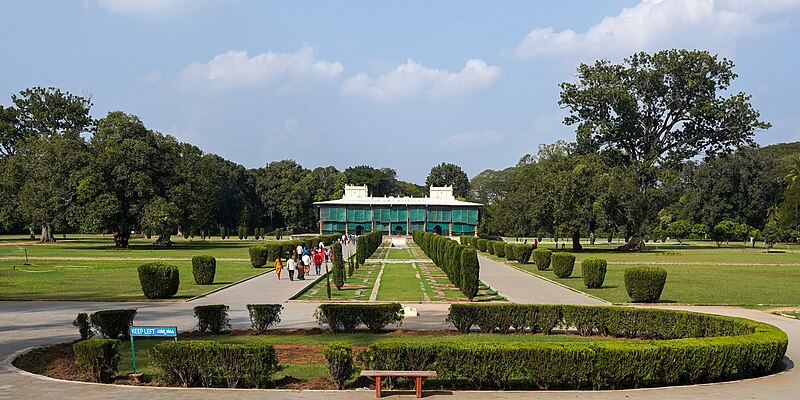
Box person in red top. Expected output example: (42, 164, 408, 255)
(313, 248, 324, 275)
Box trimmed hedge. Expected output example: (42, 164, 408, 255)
(531, 248, 552, 270)
(552, 252, 576, 278)
(90, 309, 137, 339)
(324, 342, 355, 390)
(192, 255, 216, 285)
(371, 304, 790, 390)
(581, 258, 607, 288)
(513, 244, 534, 264)
(413, 230, 480, 300)
(138, 262, 180, 299)
(624, 266, 668, 303)
(493, 241, 506, 257)
(150, 340, 279, 388)
(477, 238, 488, 252)
(460, 248, 480, 300)
(486, 240, 496, 255)
(503, 242, 516, 260)
(356, 230, 383, 265)
(73, 338, 121, 383)
(193, 304, 230, 333)
(314, 303, 404, 333)
(247, 304, 283, 333)
(332, 242, 345, 289)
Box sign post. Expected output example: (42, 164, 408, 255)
(128, 326, 178, 374)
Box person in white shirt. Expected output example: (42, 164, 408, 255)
(286, 255, 297, 281)
(301, 253, 311, 279)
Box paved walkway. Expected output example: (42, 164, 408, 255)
(2, 244, 799, 399)
(478, 255, 607, 305)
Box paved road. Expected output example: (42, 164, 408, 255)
(1, 244, 798, 399)
(478, 255, 607, 305)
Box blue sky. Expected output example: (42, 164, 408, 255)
(2, 0, 800, 183)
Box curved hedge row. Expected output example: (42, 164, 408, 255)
(360, 304, 787, 390)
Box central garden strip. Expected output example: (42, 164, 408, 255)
(384, 248, 415, 260)
(294, 263, 380, 301)
(375, 263, 426, 301)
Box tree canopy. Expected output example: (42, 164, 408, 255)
(425, 162, 470, 198)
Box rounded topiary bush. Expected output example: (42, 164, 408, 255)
(493, 241, 506, 257)
(624, 266, 668, 303)
(531, 248, 552, 270)
(138, 263, 180, 299)
(581, 258, 607, 288)
(486, 240, 496, 255)
(477, 238, 488, 252)
(192, 255, 216, 285)
(551, 252, 576, 278)
(506, 243, 518, 260)
(514, 244, 534, 264)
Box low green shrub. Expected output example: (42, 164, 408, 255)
(137, 262, 180, 299)
(513, 244, 534, 264)
(218, 343, 279, 388)
(324, 342, 355, 390)
(460, 236, 471, 245)
(624, 266, 668, 303)
(247, 304, 283, 333)
(248, 246, 268, 267)
(552, 252, 575, 278)
(193, 304, 230, 333)
(73, 312, 93, 340)
(477, 238, 488, 252)
(503, 243, 516, 260)
(581, 258, 607, 289)
(90, 309, 137, 339)
(531, 248, 552, 270)
(448, 304, 561, 335)
(493, 241, 505, 257)
(73, 338, 120, 383)
(149, 340, 218, 387)
(314, 303, 404, 333)
(192, 255, 216, 285)
(486, 240, 496, 255)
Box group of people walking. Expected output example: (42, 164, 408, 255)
(274, 242, 332, 281)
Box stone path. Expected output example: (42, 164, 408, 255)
(478, 255, 607, 305)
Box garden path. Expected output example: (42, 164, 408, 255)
(478, 255, 607, 305)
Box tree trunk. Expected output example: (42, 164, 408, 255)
(39, 223, 56, 243)
(617, 236, 646, 251)
(572, 232, 583, 251)
(28, 227, 35, 240)
(112, 228, 130, 248)
(153, 234, 173, 246)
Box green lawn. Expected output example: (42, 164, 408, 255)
(295, 264, 379, 301)
(0, 259, 265, 300)
(0, 235, 279, 260)
(384, 248, 415, 259)
(375, 263, 426, 301)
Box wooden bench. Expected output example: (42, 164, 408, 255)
(360, 370, 437, 398)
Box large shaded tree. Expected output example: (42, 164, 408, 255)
(559, 49, 770, 246)
(425, 162, 470, 198)
(6, 87, 94, 242)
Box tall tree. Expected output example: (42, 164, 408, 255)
(344, 165, 400, 197)
(8, 87, 94, 242)
(256, 160, 313, 231)
(425, 162, 470, 198)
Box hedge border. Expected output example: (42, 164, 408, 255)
(362, 304, 788, 390)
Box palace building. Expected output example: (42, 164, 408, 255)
(314, 185, 482, 236)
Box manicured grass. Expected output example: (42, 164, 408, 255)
(375, 263, 425, 301)
(517, 260, 800, 306)
(384, 248, 415, 259)
(0, 235, 280, 260)
(0, 259, 265, 300)
(296, 264, 378, 301)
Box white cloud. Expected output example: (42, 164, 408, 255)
(512, 0, 800, 59)
(446, 129, 504, 145)
(141, 70, 162, 84)
(342, 59, 501, 101)
(89, 0, 229, 16)
(179, 45, 343, 90)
